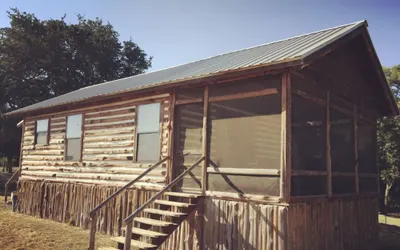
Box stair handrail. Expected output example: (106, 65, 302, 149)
(122, 156, 205, 250)
(88, 156, 170, 250)
(4, 167, 21, 203)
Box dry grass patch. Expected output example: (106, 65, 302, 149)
(0, 197, 115, 250)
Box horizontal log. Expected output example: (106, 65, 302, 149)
(50, 134, 65, 139)
(21, 166, 166, 176)
(207, 168, 280, 176)
(22, 161, 81, 167)
(19, 175, 165, 189)
(21, 171, 166, 183)
(82, 155, 134, 161)
(23, 150, 64, 155)
(83, 135, 134, 143)
(83, 148, 133, 155)
(83, 141, 134, 148)
(85, 112, 135, 121)
(24, 131, 34, 136)
(84, 128, 134, 136)
(85, 115, 135, 126)
(23, 155, 64, 161)
(85, 107, 136, 119)
(292, 170, 328, 176)
(51, 123, 65, 130)
(85, 119, 135, 127)
(50, 118, 66, 123)
(84, 122, 135, 131)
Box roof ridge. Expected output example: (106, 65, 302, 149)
(77, 20, 366, 92)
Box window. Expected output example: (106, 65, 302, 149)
(65, 114, 82, 161)
(35, 119, 49, 145)
(136, 103, 160, 162)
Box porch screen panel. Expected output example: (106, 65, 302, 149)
(290, 93, 327, 196)
(330, 97, 355, 194)
(175, 103, 204, 190)
(291, 94, 326, 171)
(358, 119, 378, 194)
(208, 93, 281, 195)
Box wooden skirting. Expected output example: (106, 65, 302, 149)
(17, 180, 378, 250)
(288, 198, 379, 250)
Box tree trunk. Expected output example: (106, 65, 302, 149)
(384, 183, 392, 215)
(6, 156, 12, 173)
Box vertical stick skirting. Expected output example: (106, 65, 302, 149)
(326, 91, 332, 197)
(201, 86, 209, 193)
(354, 105, 359, 195)
(281, 72, 291, 201)
(168, 92, 176, 184)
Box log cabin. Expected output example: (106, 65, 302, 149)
(6, 20, 398, 250)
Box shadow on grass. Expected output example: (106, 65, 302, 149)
(379, 223, 400, 250)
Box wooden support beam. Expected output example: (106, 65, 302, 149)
(79, 113, 85, 162)
(327, 91, 332, 197)
(281, 71, 291, 201)
(291, 170, 327, 176)
(207, 168, 280, 176)
(208, 88, 279, 102)
(201, 86, 209, 193)
(354, 104, 359, 195)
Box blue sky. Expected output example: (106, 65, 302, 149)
(0, 0, 399, 72)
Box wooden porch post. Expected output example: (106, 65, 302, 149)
(201, 86, 209, 193)
(354, 104, 359, 194)
(326, 91, 332, 197)
(281, 72, 291, 201)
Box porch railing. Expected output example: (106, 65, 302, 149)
(88, 156, 170, 250)
(4, 167, 21, 203)
(122, 156, 205, 250)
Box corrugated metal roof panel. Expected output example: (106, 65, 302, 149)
(8, 21, 366, 115)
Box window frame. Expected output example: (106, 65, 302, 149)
(35, 119, 50, 145)
(64, 114, 84, 162)
(135, 103, 162, 163)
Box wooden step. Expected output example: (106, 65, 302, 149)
(98, 247, 119, 250)
(111, 236, 157, 249)
(134, 217, 177, 227)
(154, 200, 193, 207)
(164, 192, 200, 198)
(122, 226, 167, 238)
(144, 208, 187, 217)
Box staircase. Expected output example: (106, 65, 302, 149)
(100, 191, 200, 250)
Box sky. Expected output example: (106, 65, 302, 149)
(0, 0, 399, 72)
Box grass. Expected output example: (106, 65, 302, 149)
(379, 214, 400, 250)
(0, 196, 116, 250)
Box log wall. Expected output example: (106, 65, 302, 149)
(21, 96, 170, 188)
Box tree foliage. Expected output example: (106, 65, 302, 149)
(0, 8, 152, 171)
(379, 65, 400, 209)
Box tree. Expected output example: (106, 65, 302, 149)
(378, 65, 400, 212)
(0, 8, 152, 172)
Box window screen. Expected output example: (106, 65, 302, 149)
(65, 114, 82, 161)
(291, 94, 326, 171)
(330, 108, 354, 173)
(137, 103, 160, 162)
(358, 120, 377, 173)
(209, 95, 281, 170)
(36, 119, 49, 145)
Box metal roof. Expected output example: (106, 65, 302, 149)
(8, 21, 367, 115)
